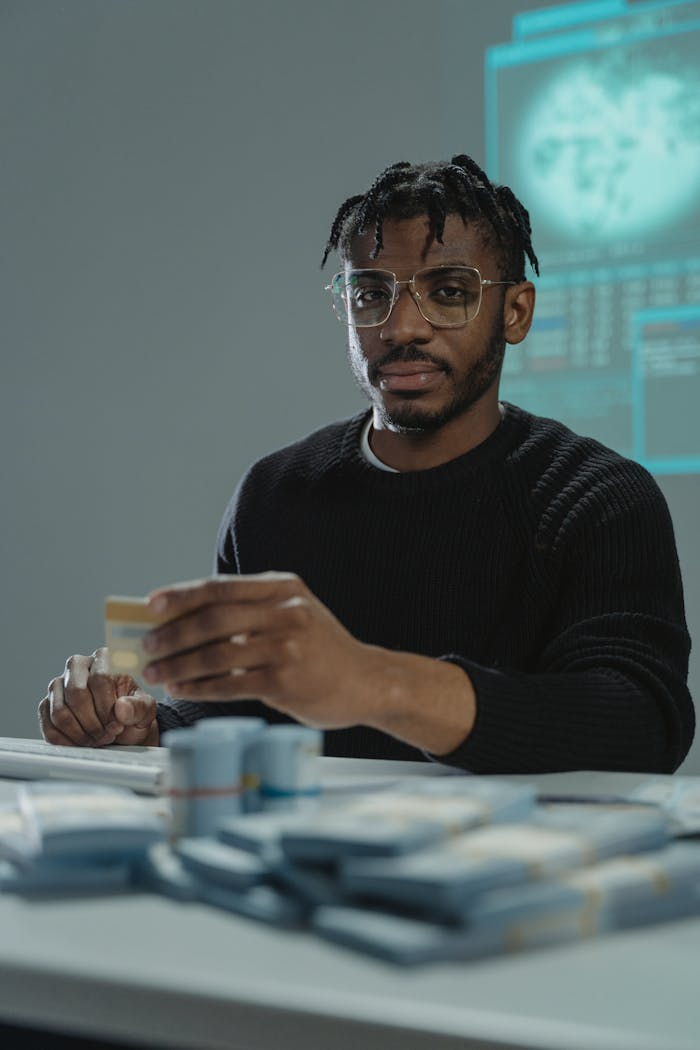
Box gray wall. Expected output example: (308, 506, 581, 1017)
(2, 0, 697, 772)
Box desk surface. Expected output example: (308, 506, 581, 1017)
(1, 762, 698, 1050)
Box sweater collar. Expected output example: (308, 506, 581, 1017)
(331, 402, 529, 491)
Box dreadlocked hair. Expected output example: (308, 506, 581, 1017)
(321, 154, 539, 280)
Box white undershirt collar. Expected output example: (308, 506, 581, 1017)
(360, 417, 399, 472)
(360, 404, 505, 473)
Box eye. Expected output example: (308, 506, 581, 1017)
(421, 269, 480, 306)
(351, 285, 391, 307)
(432, 283, 468, 302)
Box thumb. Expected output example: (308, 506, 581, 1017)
(113, 691, 157, 742)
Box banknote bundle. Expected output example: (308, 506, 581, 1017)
(276, 777, 537, 862)
(162, 722, 322, 838)
(136, 841, 202, 901)
(134, 777, 538, 921)
(17, 782, 166, 860)
(188, 789, 700, 963)
(339, 803, 671, 919)
(2, 773, 700, 967)
(138, 833, 309, 925)
(313, 841, 700, 965)
(0, 781, 166, 894)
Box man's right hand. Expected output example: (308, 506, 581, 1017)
(38, 648, 159, 747)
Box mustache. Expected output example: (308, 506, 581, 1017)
(369, 345, 451, 382)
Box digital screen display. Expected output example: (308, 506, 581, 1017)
(486, 0, 700, 472)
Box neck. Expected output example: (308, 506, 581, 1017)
(369, 398, 504, 472)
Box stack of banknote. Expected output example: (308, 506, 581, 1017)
(312, 840, 700, 964)
(0, 781, 166, 893)
(2, 776, 700, 966)
(142, 777, 539, 921)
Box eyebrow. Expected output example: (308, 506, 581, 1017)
(421, 260, 474, 268)
(348, 261, 476, 272)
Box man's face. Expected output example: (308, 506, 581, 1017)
(344, 214, 507, 434)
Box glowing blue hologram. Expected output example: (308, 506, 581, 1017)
(480, 0, 700, 471)
(631, 304, 700, 471)
(515, 51, 700, 243)
(514, 0, 627, 40)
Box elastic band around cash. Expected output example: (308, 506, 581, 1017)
(260, 786, 321, 799)
(504, 895, 601, 951)
(564, 855, 671, 897)
(169, 783, 244, 801)
(449, 826, 597, 877)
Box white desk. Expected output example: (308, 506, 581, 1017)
(0, 762, 699, 1050)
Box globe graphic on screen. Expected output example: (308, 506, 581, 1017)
(516, 51, 700, 242)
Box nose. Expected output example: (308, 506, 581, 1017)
(379, 286, 434, 345)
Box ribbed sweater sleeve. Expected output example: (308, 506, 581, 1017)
(157, 404, 694, 773)
(438, 460, 692, 772)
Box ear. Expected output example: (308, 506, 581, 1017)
(503, 281, 536, 346)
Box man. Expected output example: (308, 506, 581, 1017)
(39, 153, 694, 772)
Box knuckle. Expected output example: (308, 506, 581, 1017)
(43, 726, 66, 745)
(204, 577, 223, 602)
(288, 599, 311, 628)
(47, 676, 61, 694)
(279, 636, 302, 664)
(51, 705, 74, 729)
(266, 570, 298, 582)
(89, 649, 110, 675)
(265, 570, 303, 595)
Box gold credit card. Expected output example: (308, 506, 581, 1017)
(105, 596, 171, 677)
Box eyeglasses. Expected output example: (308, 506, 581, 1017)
(326, 266, 517, 329)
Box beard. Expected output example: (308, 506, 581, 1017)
(346, 318, 506, 434)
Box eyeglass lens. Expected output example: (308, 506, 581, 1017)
(331, 267, 483, 327)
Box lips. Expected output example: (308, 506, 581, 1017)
(378, 361, 441, 376)
(377, 361, 445, 392)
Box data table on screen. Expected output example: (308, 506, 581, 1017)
(481, 0, 700, 472)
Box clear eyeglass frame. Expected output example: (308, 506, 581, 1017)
(325, 265, 518, 329)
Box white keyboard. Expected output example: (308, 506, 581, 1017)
(0, 737, 169, 795)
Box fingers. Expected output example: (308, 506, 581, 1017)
(64, 653, 118, 739)
(167, 666, 274, 702)
(144, 635, 276, 688)
(113, 691, 159, 746)
(144, 587, 310, 663)
(40, 651, 121, 748)
(147, 572, 302, 620)
(85, 648, 122, 730)
(45, 671, 98, 745)
(38, 695, 77, 746)
(38, 650, 158, 748)
(115, 692, 157, 729)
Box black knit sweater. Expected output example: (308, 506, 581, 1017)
(157, 402, 694, 773)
